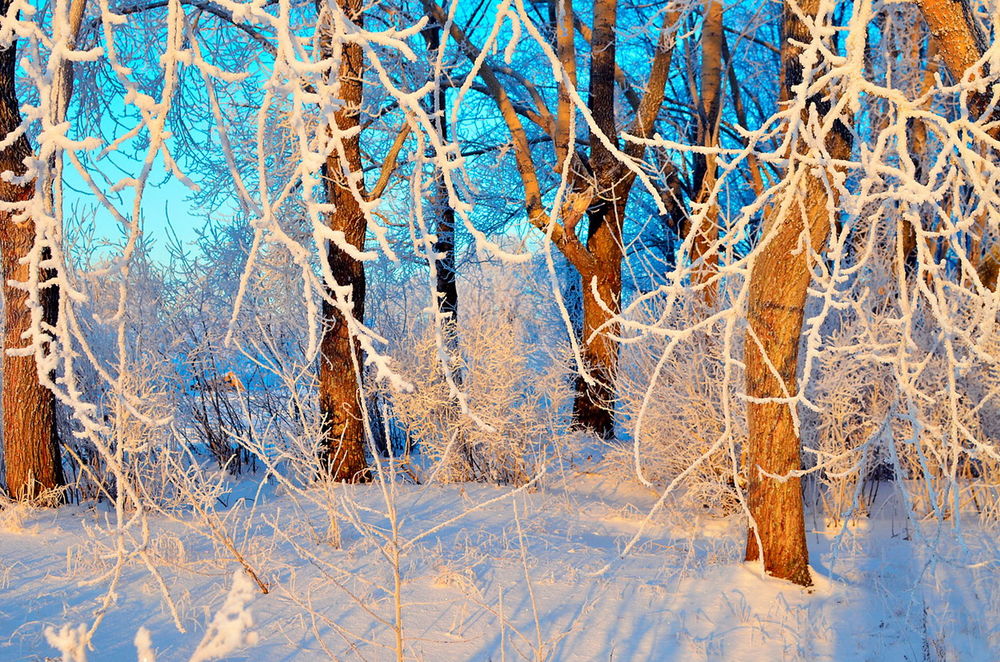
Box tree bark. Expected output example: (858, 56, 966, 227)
(422, 25, 459, 331)
(743, 0, 850, 586)
(573, 196, 625, 439)
(570, 0, 622, 439)
(690, 0, 724, 307)
(978, 244, 1000, 291)
(0, 8, 64, 500)
(914, 0, 987, 88)
(317, 0, 369, 482)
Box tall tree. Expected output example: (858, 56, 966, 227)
(0, 0, 65, 500)
(690, 0, 724, 307)
(742, 0, 851, 585)
(316, 0, 370, 482)
(422, 24, 459, 335)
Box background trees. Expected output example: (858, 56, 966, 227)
(0, 0, 998, 607)
(419, 0, 685, 439)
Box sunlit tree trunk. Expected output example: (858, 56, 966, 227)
(317, 0, 369, 482)
(0, 8, 64, 500)
(690, 0, 723, 307)
(573, 196, 625, 439)
(914, 0, 987, 85)
(743, 0, 850, 586)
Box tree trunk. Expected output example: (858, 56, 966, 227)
(691, 0, 723, 307)
(423, 25, 459, 332)
(573, 197, 625, 440)
(317, 0, 369, 482)
(914, 0, 986, 89)
(0, 17, 64, 501)
(571, 0, 623, 439)
(743, 196, 821, 586)
(743, 0, 850, 586)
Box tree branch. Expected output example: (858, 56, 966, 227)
(366, 123, 411, 202)
(419, 0, 594, 270)
(95, 0, 278, 56)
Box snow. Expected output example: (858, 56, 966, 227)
(188, 571, 258, 662)
(2, 472, 998, 661)
(0, 0, 998, 660)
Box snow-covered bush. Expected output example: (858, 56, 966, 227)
(803, 304, 899, 523)
(382, 307, 568, 485)
(378, 261, 572, 485)
(616, 298, 746, 515)
(888, 306, 1000, 522)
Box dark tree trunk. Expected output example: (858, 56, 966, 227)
(317, 0, 369, 482)
(0, 12, 64, 500)
(571, 0, 623, 439)
(423, 25, 459, 340)
(433, 179, 458, 327)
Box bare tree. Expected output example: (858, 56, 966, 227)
(316, 0, 371, 482)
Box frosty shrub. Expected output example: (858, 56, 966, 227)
(176, 338, 254, 476)
(888, 303, 1000, 522)
(616, 299, 747, 515)
(803, 299, 899, 524)
(797, 229, 1000, 525)
(381, 278, 571, 485)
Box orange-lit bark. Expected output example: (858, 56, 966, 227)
(743, 0, 851, 586)
(0, 5, 64, 500)
(317, 0, 369, 482)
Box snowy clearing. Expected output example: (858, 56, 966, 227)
(3, 472, 997, 661)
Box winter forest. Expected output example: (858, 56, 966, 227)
(0, 0, 999, 657)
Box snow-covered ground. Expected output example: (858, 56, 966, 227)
(2, 472, 998, 661)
